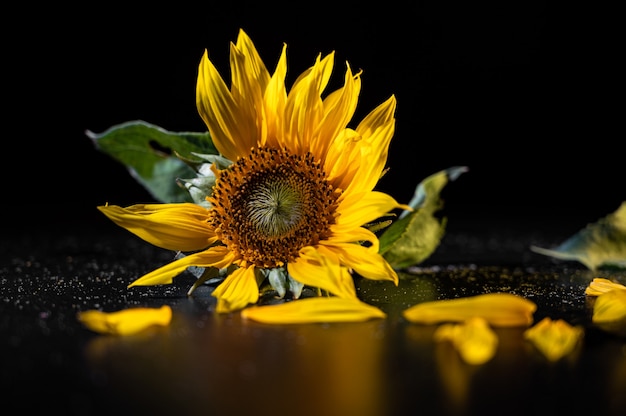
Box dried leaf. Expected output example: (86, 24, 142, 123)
(379, 166, 468, 270)
(530, 202, 626, 270)
(87, 120, 217, 203)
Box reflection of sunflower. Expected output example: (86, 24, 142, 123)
(99, 29, 407, 317)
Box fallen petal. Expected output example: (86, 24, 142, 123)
(402, 293, 536, 327)
(585, 277, 626, 296)
(77, 305, 172, 336)
(592, 289, 626, 337)
(524, 317, 584, 361)
(241, 297, 386, 323)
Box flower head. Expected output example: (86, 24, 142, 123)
(99, 29, 406, 319)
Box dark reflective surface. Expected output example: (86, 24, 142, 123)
(2, 221, 625, 416)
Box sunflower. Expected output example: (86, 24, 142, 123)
(99, 29, 408, 320)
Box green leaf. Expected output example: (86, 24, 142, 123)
(530, 201, 626, 270)
(86, 120, 218, 203)
(379, 166, 468, 271)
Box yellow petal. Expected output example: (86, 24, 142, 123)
(336, 191, 409, 230)
(212, 265, 260, 313)
(344, 121, 395, 195)
(288, 246, 356, 299)
(434, 317, 499, 365)
(585, 277, 626, 296)
(402, 293, 537, 327)
(346, 95, 397, 194)
(355, 93, 396, 141)
(282, 52, 332, 155)
(322, 241, 398, 285)
(228, 43, 264, 142)
(233, 28, 271, 94)
(98, 203, 215, 252)
(523, 317, 584, 361)
(592, 288, 626, 332)
(312, 64, 361, 159)
(128, 246, 234, 287)
(77, 305, 172, 336)
(196, 49, 254, 160)
(241, 297, 386, 323)
(229, 31, 269, 147)
(327, 223, 381, 248)
(263, 43, 288, 148)
(324, 128, 362, 190)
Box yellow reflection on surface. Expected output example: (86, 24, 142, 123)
(83, 307, 389, 416)
(434, 317, 499, 365)
(606, 344, 626, 414)
(434, 340, 480, 415)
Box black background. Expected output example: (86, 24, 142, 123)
(5, 2, 623, 236)
(2, 7, 625, 415)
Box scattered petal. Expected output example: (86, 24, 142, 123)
(434, 317, 499, 365)
(592, 288, 626, 337)
(77, 305, 172, 336)
(402, 293, 536, 327)
(241, 297, 386, 324)
(524, 317, 584, 361)
(585, 277, 626, 296)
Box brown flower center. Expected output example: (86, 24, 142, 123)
(208, 146, 340, 268)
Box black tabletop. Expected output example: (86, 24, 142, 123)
(2, 213, 625, 416)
